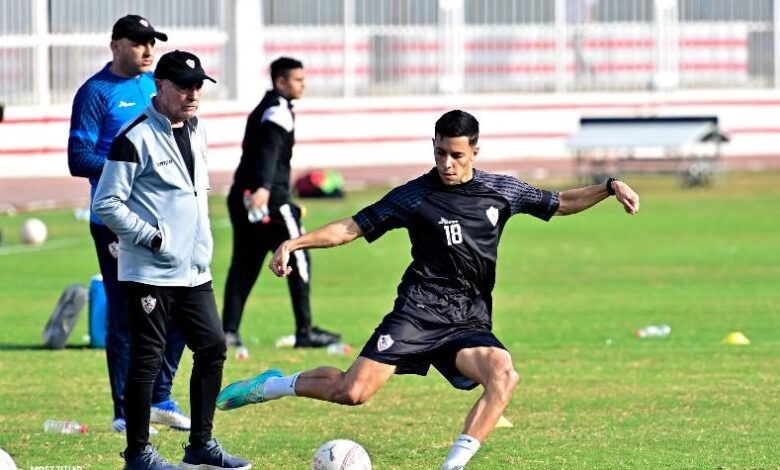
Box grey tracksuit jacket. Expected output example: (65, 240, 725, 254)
(92, 103, 213, 287)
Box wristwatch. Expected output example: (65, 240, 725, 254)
(606, 177, 619, 196)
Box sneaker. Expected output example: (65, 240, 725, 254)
(216, 369, 283, 411)
(151, 400, 191, 431)
(181, 438, 251, 470)
(122, 444, 180, 470)
(294, 326, 341, 348)
(113, 417, 159, 435)
(224, 332, 243, 348)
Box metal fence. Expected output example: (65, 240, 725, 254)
(0, 0, 776, 106)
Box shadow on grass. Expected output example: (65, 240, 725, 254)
(0, 343, 91, 351)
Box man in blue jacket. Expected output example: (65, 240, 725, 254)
(67, 14, 189, 434)
(93, 50, 250, 470)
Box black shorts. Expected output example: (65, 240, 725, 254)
(359, 313, 506, 390)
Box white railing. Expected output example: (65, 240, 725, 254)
(0, 0, 777, 106)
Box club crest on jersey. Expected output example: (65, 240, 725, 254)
(141, 295, 157, 314)
(377, 334, 394, 352)
(486, 206, 499, 226)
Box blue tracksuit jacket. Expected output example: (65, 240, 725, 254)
(67, 62, 156, 224)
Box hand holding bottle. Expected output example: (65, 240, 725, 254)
(243, 189, 270, 224)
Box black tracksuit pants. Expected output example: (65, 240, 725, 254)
(122, 281, 226, 455)
(90, 222, 186, 419)
(222, 188, 312, 335)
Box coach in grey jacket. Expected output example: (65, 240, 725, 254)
(93, 50, 249, 470)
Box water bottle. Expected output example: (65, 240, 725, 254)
(275, 334, 296, 348)
(43, 419, 88, 434)
(636, 324, 671, 338)
(234, 345, 250, 360)
(243, 190, 270, 224)
(326, 343, 352, 356)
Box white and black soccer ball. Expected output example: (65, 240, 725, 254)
(312, 439, 372, 470)
(20, 218, 47, 246)
(0, 448, 17, 470)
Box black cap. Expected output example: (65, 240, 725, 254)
(112, 14, 168, 42)
(154, 50, 217, 88)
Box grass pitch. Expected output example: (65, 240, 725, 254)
(0, 173, 778, 469)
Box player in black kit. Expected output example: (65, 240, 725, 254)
(217, 110, 640, 469)
(222, 57, 340, 352)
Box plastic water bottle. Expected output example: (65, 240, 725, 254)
(275, 334, 296, 348)
(234, 345, 250, 360)
(326, 343, 352, 356)
(243, 190, 270, 224)
(636, 324, 671, 338)
(43, 420, 88, 434)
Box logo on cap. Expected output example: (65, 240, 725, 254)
(186, 59, 195, 69)
(139, 18, 149, 27)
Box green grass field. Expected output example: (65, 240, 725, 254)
(0, 173, 778, 469)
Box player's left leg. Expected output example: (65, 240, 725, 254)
(440, 346, 519, 470)
(455, 346, 519, 440)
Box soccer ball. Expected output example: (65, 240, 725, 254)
(20, 218, 47, 246)
(312, 439, 372, 470)
(0, 448, 17, 470)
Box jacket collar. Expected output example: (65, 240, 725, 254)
(145, 100, 199, 134)
(267, 89, 293, 111)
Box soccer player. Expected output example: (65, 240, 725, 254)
(217, 110, 640, 469)
(222, 57, 340, 352)
(67, 14, 189, 434)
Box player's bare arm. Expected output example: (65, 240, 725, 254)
(270, 217, 364, 277)
(555, 179, 640, 216)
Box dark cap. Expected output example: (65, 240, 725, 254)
(154, 50, 217, 88)
(112, 14, 168, 42)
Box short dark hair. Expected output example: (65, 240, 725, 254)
(435, 110, 479, 146)
(270, 57, 303, 83)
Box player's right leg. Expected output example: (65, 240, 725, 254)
(122, 282, 175, 465)
(217, 356, 395, 410)
(222, 190, 268, 340)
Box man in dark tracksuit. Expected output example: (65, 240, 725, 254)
(223, 57, 340, 350)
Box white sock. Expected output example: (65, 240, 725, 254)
(440, 434, 481, 470)
(262, 372, 300, 401)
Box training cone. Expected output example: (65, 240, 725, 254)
(721, 331, 751, 345)
(495, 415, 514, 428)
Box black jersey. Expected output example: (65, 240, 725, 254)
(231, 90, 295, 208)
(353, 168, 560, 329)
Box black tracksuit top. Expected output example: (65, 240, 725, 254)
(232, 90, 295, 209)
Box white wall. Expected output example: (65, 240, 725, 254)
(2, 89, 780, 178)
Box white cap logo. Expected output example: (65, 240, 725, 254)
(139, 19, 149, 27)
(186, 59, 196, 69)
